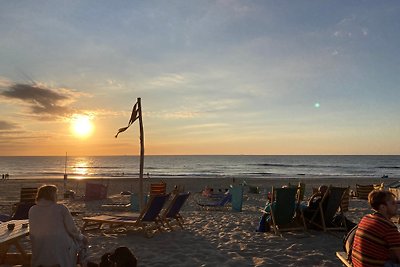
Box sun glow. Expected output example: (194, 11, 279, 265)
(71, 115, 93, 138)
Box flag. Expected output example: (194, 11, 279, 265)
(115, 102, 139, 138)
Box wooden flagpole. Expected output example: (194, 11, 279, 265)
(137, 97, 145, 210)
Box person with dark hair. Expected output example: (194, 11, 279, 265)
(88, 247, 137, 267)
(307, 185, 328, 209)
(301, 185, 328, 225)
(352, 190, 400, 267)
(110, 247, 137, 267)
(29, 185, 88, 267)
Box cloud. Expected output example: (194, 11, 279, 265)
(0, 120, 18, 130)
(0, 77, 13, 88)
(0, 82, 84, 120)
(148, 73, 186, 88)
(147, 110, 199, 119)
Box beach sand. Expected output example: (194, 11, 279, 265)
(0, 176, 397, 266)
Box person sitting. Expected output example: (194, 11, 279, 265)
(202, 186, 213, 197)
(299, 185, 329, 229)
(256, 185, 291, 232)
(307, 185, 328, 209)
(352, 190, 400, 267)
(29, 185, 88, 267)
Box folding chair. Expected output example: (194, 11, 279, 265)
(149, 182, 167, 196)
(263, 186, 306, 236)
(160, 192, 190, 230)
(307, 186, 349, 232)
(82, 194, 170, 237)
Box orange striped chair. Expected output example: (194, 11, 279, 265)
(150, 182, 167, 196)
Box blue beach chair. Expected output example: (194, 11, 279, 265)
(81, 194, 170, 237)
(197, 193, 232, 210)
(161, 192, 190, 230)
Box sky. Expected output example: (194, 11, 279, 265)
(0, 1, 399, 156)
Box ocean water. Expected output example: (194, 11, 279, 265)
(0, 155, 399, 180)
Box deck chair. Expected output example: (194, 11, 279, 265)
(160, 192, 190, 230)
(340, 187, 350, 212)
(336, 252, 352, 267)
(389, 187, 400, 200)
(149, 182, 167, 196)
(0, 202, 35, 222)
(307, 186, 349, 232)
(355, 184, 374, 200)
(81, 194, 170, 237)
(19, 187, 38, 203)
(264, 186, 306, 236)
(288, 182, 305, 201)
(10, 187, 37, 215)
(197, 193, 232, 210)
(84, 182, 108, 201)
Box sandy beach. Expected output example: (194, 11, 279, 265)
(0, 176, 397, 267)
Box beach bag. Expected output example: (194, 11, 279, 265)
(343, 224, 358, 263)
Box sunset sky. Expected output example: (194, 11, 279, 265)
(1, 1, 399, 156)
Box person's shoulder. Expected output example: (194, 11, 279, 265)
(54, 203, 70, 212)
(362, 213, 395, 228)
(28, 203, 38, 213)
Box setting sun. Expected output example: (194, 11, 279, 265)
(71, 115, 93, 138)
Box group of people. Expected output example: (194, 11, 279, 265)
(28, 184, 137, 267)
(1, 173, 9, 180)
(24, 182, 400, 266)
(257, 184, 337, 232)
(257, 184, 400, 266)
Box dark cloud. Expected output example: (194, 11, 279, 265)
(0, 120, 18, 130)
(1, 83, 74, 118)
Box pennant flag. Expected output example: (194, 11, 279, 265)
(115, 102, 139, 138)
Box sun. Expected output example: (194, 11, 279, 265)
(71, 115, 93, 138)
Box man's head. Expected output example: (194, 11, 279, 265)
(368, 190, 397, 219)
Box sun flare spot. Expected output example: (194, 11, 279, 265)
(71, 115, 93, 138)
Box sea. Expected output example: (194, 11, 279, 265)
(0, 155, 399, 180)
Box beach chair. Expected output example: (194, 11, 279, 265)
(288, 182, 306, 201)
(10, 187, 37, 215)
(19, 187, 38, 203)
(389, 187, 400, 200)
(149, 182, 167, 196)
(307, 186, 348, 232)
(340, 187, 350, 212)
(160, 192, 190, 230)
(355, 184, 374, 200)
(0, 202, 35, 222)
(336, 252, 352, 267)
(81, 194, 170, 237)
(263, 186, 306, 236)
(84, 182, 108, 201)
(196, 193, 232, 210)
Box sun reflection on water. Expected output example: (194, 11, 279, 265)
(73, 160, 89, 178)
